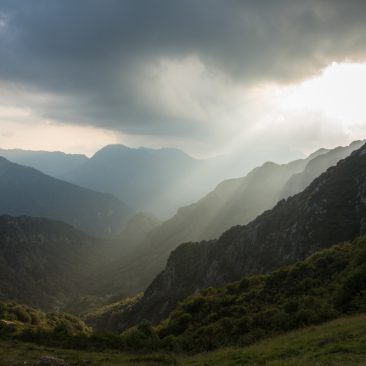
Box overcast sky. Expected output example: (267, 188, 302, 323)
(0, 0, 366, 160)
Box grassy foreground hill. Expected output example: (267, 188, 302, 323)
(1, 313, 366, 365)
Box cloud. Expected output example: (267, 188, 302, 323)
(0, 0, 365, 156)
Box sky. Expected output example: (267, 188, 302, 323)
(0, 0, 366, 160)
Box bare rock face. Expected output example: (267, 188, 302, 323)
(121, 142, 366, 329)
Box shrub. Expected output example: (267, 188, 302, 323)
(336, 265, 366, 310)
(121, 321, 160, 352)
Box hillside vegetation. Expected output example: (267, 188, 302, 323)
(1, 314, 366, 365)
(156, 236, 366, 352)
(0, 216, 110, 310)
(0, 301, 90, 339)
(81, 236, 366, 355)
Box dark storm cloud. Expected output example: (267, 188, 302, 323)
(0, 0, 366, 135)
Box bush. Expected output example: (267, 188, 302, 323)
(336, 265, 366, 310)
(14, 306, 32, 324)
(121, 321, 160, 352)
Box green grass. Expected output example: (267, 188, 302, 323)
(0, 341, 178, 365)
(184, 313, 366, 366)
(1, 313, 366, 365)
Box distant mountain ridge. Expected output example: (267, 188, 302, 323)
(63, 144, 211, 217)
(64, 144, 272, 218)
(282, 140, 365, 198)
(0, 144, 313, 219)
(0, 157, 131, 237)
(119, 141, 366, 327)
(0, 148, 88, 179)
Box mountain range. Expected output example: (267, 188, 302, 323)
(0, 148, 88, 179)
(112, 140, 366, 329)
(0, 157, 131, 237)
(90, 140, 364, 298)
(63, 144, 222, 218)
(2, 145, 239, 218)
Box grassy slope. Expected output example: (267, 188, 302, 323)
(1, 313, 366, 366)
(185, 313, 366, 366)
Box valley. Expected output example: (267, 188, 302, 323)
(1, 141, 366, 365)
(1, 2, 366, 363)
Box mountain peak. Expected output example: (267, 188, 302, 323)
(92, 144, 131, 156)
(308, 148, 329, 159)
